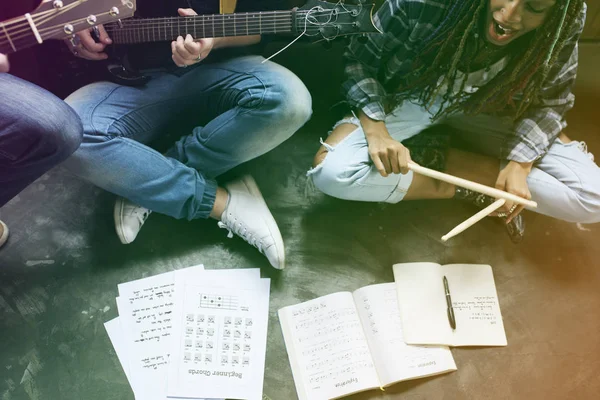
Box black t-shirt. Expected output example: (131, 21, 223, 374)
(125, 0, 296, 70)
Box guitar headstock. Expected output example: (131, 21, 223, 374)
(295, 0, 381, 41)
(34, 0, 137, 41)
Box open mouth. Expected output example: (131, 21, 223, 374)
(489, 20, 517, 43)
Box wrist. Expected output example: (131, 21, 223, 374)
(510, 160, 534, 172)
(358, 111, 389, 139)
(210, 38, 220, 50)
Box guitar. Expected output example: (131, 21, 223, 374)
(103, 0, 380, 85)
(0, 0, 136, 55)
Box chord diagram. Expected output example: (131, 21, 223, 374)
(184, 352, 191, 361)
(194, 353, 202, 362)
(199, 294, 239, 310)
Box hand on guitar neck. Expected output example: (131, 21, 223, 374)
(0, 53, 9, 73)
(66, 24, 112, 60)
(67, 7, 259, 66)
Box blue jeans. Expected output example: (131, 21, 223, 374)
(310, 101, 600, 224)
(64, 55, 312, 220)
(0, 74, 83, 207)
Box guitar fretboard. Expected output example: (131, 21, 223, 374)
(106, 11, 300, 45)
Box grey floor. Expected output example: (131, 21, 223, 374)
(1, 45, 600, 400)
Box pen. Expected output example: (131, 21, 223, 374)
(443, 276, 456, 330)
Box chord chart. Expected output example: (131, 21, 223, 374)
(182, 313, 253, 368)
(199, 293, 239, 311)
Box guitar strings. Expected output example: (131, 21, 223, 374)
(262, 4, 337, 63)
(0, 0, 82, 37)
(2, 4, 362, 51)
(2, 10, 352, 44)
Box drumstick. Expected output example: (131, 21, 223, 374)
(442, 199, 506, 242)
(408, 162, 537, 208)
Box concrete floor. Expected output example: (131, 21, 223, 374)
(1, 43, 599, 400)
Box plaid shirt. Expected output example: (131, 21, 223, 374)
(343, 0, 587, 163)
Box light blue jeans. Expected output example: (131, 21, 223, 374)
(64, 55, 312, 220)
(309, 101, 600, 224)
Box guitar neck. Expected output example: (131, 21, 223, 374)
(107, 11, 299, 45)
(0, 0, 138, 55)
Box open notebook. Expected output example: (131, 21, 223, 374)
(393, 262, 507, 347)
(278, 283, 456, 400)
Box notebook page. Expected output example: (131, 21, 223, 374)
(444, 264, 507, 346)
(279, 292, 380, 400)
(393, 263, 452, 345)
(353, 283, 457, 387)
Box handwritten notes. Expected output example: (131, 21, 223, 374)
(393, 263, 507, 347)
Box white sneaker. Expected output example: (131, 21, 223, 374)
(114, 197, 152, 244)
(0, 220, 8, 249)
(218, 175, 285, 269)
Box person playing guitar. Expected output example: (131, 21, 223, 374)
(62, 0, 313, 270)
(0, 49, 83, 248)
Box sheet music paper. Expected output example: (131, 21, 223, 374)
(104, 317, 133, 386)
(278, 293, 380, 400)
(167, 271, 270, 400)
(352, 283, 456, 386)
(116, 266, 254, 400)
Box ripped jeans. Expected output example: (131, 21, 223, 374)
(308, 101, 600, 224)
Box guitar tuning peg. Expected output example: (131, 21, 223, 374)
(357, 34, 368, 44)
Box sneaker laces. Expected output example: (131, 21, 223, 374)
(130, 207, 150, 227)
(217, 220, 266, 254)
(577, 141, 595, 161)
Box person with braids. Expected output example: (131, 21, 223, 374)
(309, 0, 599, 242)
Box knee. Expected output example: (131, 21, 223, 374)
(265, 71, 312, 131)
(42, 103, 84, 161)
(15, 102, 83, 163)
(573, 185, 600, 224)
(309, 149, 358, 200)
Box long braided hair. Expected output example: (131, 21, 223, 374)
(391, 0, 584, 120)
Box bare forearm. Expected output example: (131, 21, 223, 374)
(213, 35, 261, 49)
(358, 110, 389, 139)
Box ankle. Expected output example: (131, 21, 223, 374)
(210, 187, 229, 220)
